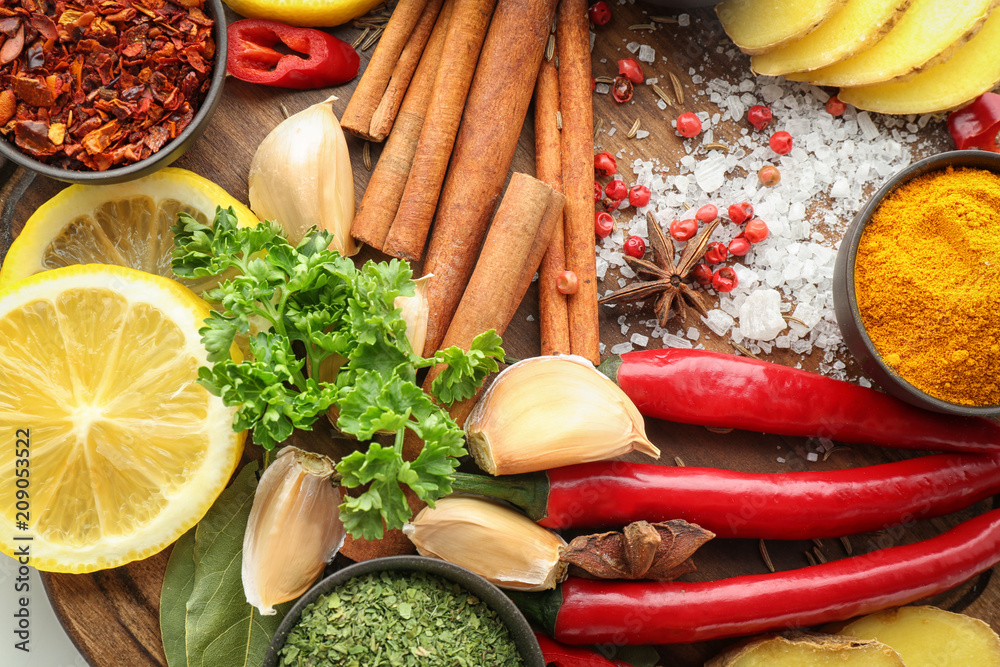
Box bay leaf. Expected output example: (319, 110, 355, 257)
(160, 527, 196, 667)
(184, 462, 289, 667)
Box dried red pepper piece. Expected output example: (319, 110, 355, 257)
(948, 92, 1000, 152)
(227, 19, 359, 90)
(0, 0, 216, 171)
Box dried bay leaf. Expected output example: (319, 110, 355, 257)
(161, 528, 196, 667)
(183, 463, 291, 667)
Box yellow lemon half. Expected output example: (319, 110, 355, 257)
(223, 0, 383, 27)
(0, 167, 257, 294)
(0, 265, 244, 573)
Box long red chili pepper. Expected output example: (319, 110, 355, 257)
(509, 507, 1000, 645)
(947, 92, 1000, 152)
(450, 453, 1000, 538)
(597, 349, 1000, 453)
(534, 632, 631, 666)
(227, 19, 359, 89)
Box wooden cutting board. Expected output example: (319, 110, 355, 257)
(0, 3, 994, 666)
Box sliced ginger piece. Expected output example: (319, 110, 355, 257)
(705, 631, 905, 667)
(717, 0, 848, 55)
(838, 6, 1000, 113)
(751, 0, 912, 76)
(788, 0, 996, 87)
(841, 606, 1000, 667)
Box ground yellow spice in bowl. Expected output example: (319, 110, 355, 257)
(833, 151, 1000, 416)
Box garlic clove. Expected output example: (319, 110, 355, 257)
(395, 274, 432, 356)
(403, 496, 567, 591)
(248, 95, 358, 257)
(242, 446, 345, 615)
(465, 355, 659, 475)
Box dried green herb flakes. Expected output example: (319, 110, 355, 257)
(279, 570, 524, 667)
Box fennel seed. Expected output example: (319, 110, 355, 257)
(705, 426, 734, 434)
(361, 27, 384, 51)
(351, 27, 370, 49)
(546, 34, 555, 62)
(594, 75, 615, 84)
(629, 23, 655, 31)
(363, 141, 372, 171)
(804, 550, 818, 567)
(759, 539, 775, 573)
(673, 456, 686, 467)
(627, 118, 640, 138)
(812, 546, 828, 564)
(840, 536, 853, 556)
(703, 142, 728, 152)
(651, 16, 679, 24)
(670, 72, 685, 105)
(783, 315, 808, 327)
(733, 342, 761, 360)
(594, 118, 605, 140)
(652, 83, 673, 107)
(556, 110, 563, 131)
(811, 538, 824, 549)
(279, 103, 290, 120)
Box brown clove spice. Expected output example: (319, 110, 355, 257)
(559, 520, 714, 581)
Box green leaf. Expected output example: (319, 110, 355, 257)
(184, 463, 291, 667)
(430, 330, 505, 404)
(161, 528, 196, 667)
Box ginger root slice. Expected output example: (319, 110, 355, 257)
(705, 631, 905, 666)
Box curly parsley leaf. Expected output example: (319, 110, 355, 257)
(171, 208, 505, 539)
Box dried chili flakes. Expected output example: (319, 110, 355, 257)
(0, 0, 216, 172)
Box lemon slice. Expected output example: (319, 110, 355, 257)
(0, 168, 257, 293)
(0, 265, 244, 573)
(222, 0, 383, 27)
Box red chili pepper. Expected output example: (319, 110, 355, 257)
(227, 19, 359, 89)
(451, 452, 1000, 539)
(947, 92, 1000, 152)
(534, 632, 626, 666)
(510, 507, 1000, 644)
(599, 348, 1000, 453)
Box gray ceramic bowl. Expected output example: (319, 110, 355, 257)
(265, 555, 544, 667)
(832, 150, 1000, 417)
(0, 0, 226, 185)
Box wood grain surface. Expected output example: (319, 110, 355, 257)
(0, 3, 994, 666)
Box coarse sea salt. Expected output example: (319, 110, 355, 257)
(594, 65, 940, 378)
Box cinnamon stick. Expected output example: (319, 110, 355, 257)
(557, 0, 600, 364)
(534, 56, 572, 356)
(381, 0, 499, 261)
(418, 0, 561, 356)
(368, 0, 445, 142)
(341, 0, 430, 141)
(350, 0, 454, 250)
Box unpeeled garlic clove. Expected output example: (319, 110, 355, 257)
(242, 446, 345, 615)
(248, 95, 358, 256)
(403, 496, 567, 591)
(395, 274, 431, 356)
(465, 355, 659, 475)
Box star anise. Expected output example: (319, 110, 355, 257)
(598, 211, 721, 326)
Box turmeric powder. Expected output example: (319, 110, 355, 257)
(854, 166, 1000, 406)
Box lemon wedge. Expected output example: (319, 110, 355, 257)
(0, 265, 244, 573)
(0, 168, 257, 294)
(223, 0, 383, 27)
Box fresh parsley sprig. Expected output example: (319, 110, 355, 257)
(171, 207, 505, 539)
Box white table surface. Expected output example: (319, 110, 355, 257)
(1, 555, 90, 667)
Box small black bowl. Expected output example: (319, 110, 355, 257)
(0, 0, 227, 185)
(832, 150, 1000, 416)
(264, 555, 544, 667)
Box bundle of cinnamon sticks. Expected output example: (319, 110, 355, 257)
(346, 0, 600, 364)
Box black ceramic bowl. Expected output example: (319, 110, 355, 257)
(264, 555, 544, 667)
(0, 0, 226, 185)
(832, 150, 1000, 417)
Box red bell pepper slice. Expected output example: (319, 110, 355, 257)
(947, 92, 1000, 152)
(227, 19, 360, 90)
(534, 632, 632, 667)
